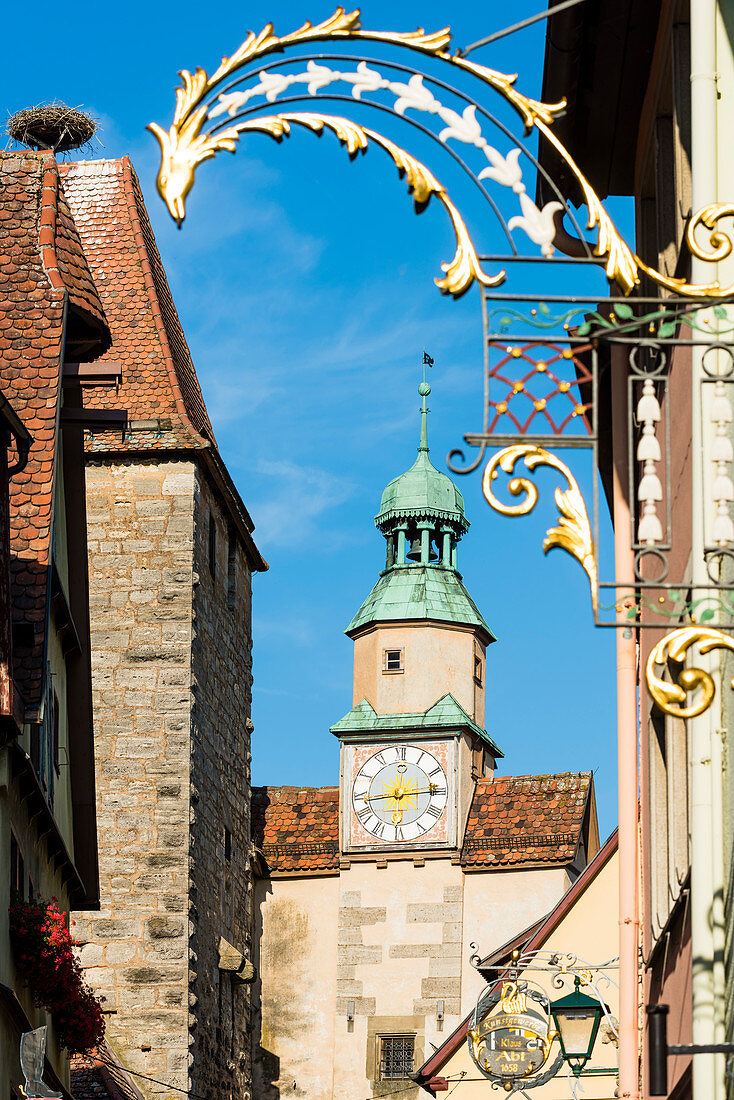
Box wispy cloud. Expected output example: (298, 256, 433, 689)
(250, 459, 357, 548)
(253, 616, 316, 646)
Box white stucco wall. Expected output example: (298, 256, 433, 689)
(460, 866, 573, 1009)
(253, 874, 340, 1099)
(254, 857, 575, 1099)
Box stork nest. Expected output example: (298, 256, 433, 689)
(6, 103, 97, 153)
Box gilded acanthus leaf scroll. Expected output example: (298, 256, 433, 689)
(646, 627, 734, 719)
(481, 444, 598, 610)
(149, 6, 734, 300)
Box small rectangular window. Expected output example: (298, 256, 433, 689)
(380, 1036, 414, 1080)
(208, 511, 216, 579)
(474, 655, 483, 686)
(383, 649, 403, 672)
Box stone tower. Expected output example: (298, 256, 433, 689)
(251, 381, 598, 1099)
(60, 158, 267, 1100)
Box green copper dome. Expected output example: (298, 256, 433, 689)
(376, 450, 469, 531)
(344, 373, 495, 645)
(375, 381, 468, 533)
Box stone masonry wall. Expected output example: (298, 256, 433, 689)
(74, 458, 196, 1097)
(75, 457, 256, 1099)
(189, 467, 254, 1100)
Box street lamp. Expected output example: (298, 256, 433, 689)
(550, 977, 606, 1077)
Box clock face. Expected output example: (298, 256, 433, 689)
(350, 743, 449, 845)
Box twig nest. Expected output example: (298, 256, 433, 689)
(6, 103, 97, 153)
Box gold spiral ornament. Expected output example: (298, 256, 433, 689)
(646, 627, 734, 718)
(481, 444, 597, 610)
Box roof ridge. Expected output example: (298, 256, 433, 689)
(253, 784, 339, 794)
(119, 156, 212, 448)
(36, 154, 65, 294)
(483, 770, 592, 784)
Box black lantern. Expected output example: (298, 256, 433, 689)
(550, 976, 606, 1077)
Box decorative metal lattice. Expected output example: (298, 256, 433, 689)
(379, 1035, 414, 1079)
(446, 288, 734, 631)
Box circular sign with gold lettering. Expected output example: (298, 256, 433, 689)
(468, 982, 554, 1088)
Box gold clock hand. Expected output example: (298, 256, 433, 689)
(363, 784, 439, 802)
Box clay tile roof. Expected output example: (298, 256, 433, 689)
(71, 1043, 144, 1100)
(59, 158, 215, 453)
(461, 772, 591, 868)
(252, 786, 340, 873)
(0, 151, 103, 705)
(54, 179, 107, 332)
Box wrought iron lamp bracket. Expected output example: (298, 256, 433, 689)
(467, 946, 618, 1094)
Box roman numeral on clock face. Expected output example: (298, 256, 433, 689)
(351, 742, 450, 844)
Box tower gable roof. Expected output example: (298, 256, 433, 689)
(59, 157, 214, 453)
(330, 693, 503, 756)
(345, 564, 495, 641)
(0, 152, 110, 705)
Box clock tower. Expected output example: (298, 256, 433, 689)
(332, 379, 503, 854)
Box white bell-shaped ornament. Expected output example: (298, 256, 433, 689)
(638, 473, 663, 501)
(637, 433, 661, 461)
(712, 513, 734, 544)
(712, 395, 733, 422)
(712, 474, 734, 501)
(712, 435, 734, 462)
(637, 391, 661, 422)
(638, 513, 663, 543)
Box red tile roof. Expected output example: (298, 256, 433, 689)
(252, 786, 340, 873)
(59, 158, 215, 452)
(71, 1044, 144, 1100)
(461, 772, 592, 867)
(0, 151, 108, 706)
(253, 773, 591, 874)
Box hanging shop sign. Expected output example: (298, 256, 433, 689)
(468, 980, 557, 1090)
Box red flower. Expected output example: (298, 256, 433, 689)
(9, 898, 105, 1054)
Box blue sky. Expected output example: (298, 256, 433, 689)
(4, 2, 631, 839)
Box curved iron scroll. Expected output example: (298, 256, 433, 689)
(149, 7, 734, 300)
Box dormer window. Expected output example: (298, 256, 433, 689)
(383, 648, 404, 673)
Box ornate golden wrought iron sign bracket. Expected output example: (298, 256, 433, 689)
(148, 7, 734, 300)
(150, 10, 734, 713)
